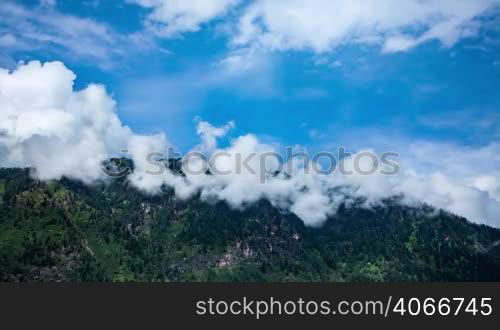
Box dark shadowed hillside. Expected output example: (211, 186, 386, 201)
(1, 168, 499, 282)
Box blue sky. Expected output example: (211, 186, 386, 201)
(2, 0, 499, 151)
(1, 0, 500, 226)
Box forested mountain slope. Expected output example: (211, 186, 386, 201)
(1, 168, 499, 282)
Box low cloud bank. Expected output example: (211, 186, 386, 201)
(1, 61, 499, 227)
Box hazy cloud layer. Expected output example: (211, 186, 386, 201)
(232, 0, 500, 53)
(0, 1, 163, 69)
(130, 0, 242, 37)
(132, 0, 500, 54)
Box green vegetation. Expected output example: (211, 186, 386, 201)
(1, 168, 499, 282)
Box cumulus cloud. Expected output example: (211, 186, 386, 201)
(0, 60, 168, 183)
(231, 0, 499, 53)
(130, 0, 241, 37)
(1, 60, 499, 228)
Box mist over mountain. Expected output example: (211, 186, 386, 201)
(1, 61, 499, 228)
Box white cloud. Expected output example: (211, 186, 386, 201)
(336, 142, 500, 228)
(3, 0, 498, 72)
(126, 0, 500, 56)
(232, 0, 500, 53)
(0, 60, 169, 183)
(195, 119, 235, 152)
(131, 0, 241, 37)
